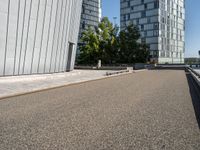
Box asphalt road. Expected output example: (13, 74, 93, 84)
(0, 70, 200, 150)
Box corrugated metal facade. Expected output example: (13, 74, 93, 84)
(0, 0, 82, 76)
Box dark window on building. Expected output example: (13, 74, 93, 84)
(145, 4, 147, 9)
(141, 11, 146, 17)
(154, 1, 159, 8)
(82, 21, 85, 29)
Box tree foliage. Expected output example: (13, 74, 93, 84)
(118, 24, 149, 63)
(78, 27, 100, 64)
(97, 17, 119, 64)
(78, 17, 149, 65)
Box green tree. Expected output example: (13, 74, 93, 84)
(118, 24, 149, 64)
(78, 19, 149, 65)
(78, 27, 100, 64)
(135, 43, 150, 63)
(97, 17, 119, 64)
(78, 17, 119, 64)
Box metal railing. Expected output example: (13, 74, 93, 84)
(187, 66, 200, 78)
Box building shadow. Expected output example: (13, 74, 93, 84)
(185, 70, 200, 129)
(150, 66, 186, 70)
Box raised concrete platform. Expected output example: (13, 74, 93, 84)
(0, 70, 131, 99)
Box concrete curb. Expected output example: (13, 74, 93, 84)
(106, 70, 130, 76)
(0, 71, 132, 100)
(133, 69, 148, 73)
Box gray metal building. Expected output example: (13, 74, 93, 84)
(77, 0, 102, 55)
(121, 0, 185, 64)
(0, 0, 83, 76)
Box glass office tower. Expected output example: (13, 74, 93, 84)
(0, 0, 83, 76)
(120, 0, 185, 64)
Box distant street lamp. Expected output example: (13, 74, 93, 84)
(199, 50, 200, 58)
(199, 50, 200, 64)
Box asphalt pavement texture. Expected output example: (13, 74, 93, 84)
(0, 70, 200, 150)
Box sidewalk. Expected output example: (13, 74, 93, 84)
(0, 70, 131, 99)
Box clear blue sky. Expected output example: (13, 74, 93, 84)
(102, 0, 200, 58)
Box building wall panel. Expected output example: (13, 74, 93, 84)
(0, 0, 82, 76)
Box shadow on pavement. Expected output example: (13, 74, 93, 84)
(150, 67, 186, 70)
(185, 70, 200, 129)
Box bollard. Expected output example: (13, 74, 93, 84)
(97, 60, 101, 69)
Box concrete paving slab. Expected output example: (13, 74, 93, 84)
(0, 70, 131, 99)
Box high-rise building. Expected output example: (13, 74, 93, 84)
(77, 0, 102, 56)
(120, 0, 185, 64)
(0, 0, 83, 76)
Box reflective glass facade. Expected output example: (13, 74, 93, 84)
(121, 0, 185, 64)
